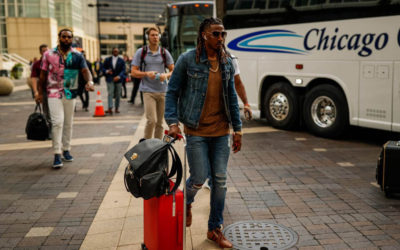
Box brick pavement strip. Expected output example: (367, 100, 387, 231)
(0, 79, 143, 248)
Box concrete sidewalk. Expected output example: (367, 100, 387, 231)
(80, 118, 220, 250)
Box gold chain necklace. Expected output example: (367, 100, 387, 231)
(209, 63, 219, 73)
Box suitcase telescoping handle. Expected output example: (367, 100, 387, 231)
(164, 129, 187, 249)
(163, 130, 184, 143)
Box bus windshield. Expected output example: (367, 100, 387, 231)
(163, 1, 213, 61)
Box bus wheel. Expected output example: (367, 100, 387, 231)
(263, 82, 299, 129)
(303, 84, 348, 138)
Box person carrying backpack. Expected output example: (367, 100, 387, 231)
(131, 27, 174, 139)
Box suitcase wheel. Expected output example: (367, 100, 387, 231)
(141, 243, 148, 250)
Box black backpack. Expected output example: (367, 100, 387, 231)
(124, 138, 182, 200)
(140, 45, 167, 72)
(25, 104, 50, 141)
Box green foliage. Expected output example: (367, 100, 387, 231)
(11, 63, 23, 79)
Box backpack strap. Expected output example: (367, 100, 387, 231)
(140, 46, 147, 71)
(161, 47, 167, 72)
(35, 103, 42, 114)
(166, 144, 183, 195)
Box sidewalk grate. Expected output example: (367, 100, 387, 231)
(223, 221, 298, 250)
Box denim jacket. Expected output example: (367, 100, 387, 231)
(165, 49, 242, 132)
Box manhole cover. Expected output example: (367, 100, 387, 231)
(223, 221, 298, 250)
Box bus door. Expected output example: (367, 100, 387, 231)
(393, 62, 400, 132)
(359, 62, 393, 130)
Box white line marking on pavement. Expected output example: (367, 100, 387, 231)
(57, 192, 78, 199)
(91, 153, 105, 157)
(370, 182, 380, 188)
(295, 137, 307, 141)
(313, 148, 327, 152)
(337, 162, 354, 167)
(242, 127, 278, 134)
(74, 115, 142, 120)
(13, 85, 30, 92)
(25, 227, 54, 237)
(74, 120, 140, 125)
(0, 101, 35, 106)
(0, 136, 131, 151)
(78, 169, 94, 175)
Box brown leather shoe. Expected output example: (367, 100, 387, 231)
(105, 108, 113, 114)
(115, 108, 120, 113)
(186, 204, 192, 227)
(207, 227, 233, 249)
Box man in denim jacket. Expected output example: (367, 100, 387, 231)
(165, 18, 242, 249)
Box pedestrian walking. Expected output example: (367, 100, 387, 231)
(93, 58, 103, 85)
(128, 47, 143, 105)
(103, 48, 126, 114)
(231, 54, 252, 120)
(165, 17, 242, 249)
(32, 44, 49, 119)
(131, 27, 174, 139)
(37, 28, 95, 168)
(77, 50, 93, 111)
(121, 54, 130, 99)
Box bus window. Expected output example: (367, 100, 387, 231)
(255, 0, 267, 8)
(227, 0, 237, 10)
(238, 0, 254, 9)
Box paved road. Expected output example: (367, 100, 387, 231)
(1, 78, 400, 249)
(223, 121, 400, 249)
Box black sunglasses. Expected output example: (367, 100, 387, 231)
(61, 35, 72, 39)
(207, 31, 227, 39)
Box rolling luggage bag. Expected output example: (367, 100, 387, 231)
(142, 182, 184, 250)
(376, 140, 400, 197)
(141, 133, 187, 250)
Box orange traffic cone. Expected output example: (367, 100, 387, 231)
(93, 90, 106, 117)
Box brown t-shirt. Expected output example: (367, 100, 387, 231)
(185, 59, 229, 137)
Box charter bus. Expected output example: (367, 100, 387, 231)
(161, 1, 214, 61)
(219, 0, 400, 137)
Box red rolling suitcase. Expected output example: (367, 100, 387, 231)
(141, 132, 187, 250)
(142, 182, 184, 250)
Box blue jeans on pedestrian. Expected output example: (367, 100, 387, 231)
(185, 134, 230, 231)
(106, 81, 122, 109)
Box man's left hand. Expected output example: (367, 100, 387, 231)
(113, 76, 120, 82)
(244, 104, 252, 120)
(85, 82, 95, 91)
(232, 132, 242, 153)
(159, 73, 167, 82)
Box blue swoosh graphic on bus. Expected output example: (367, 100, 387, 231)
(228, 29, 306, 54)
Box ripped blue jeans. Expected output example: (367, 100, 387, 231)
(185, 134, 230, 231)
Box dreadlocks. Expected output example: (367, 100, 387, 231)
(196, 17, 230, 64)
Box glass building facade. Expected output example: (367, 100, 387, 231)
(97, 0, 194, 56)
(0, 0, 55, 53)
(0, 0, 97, 54)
